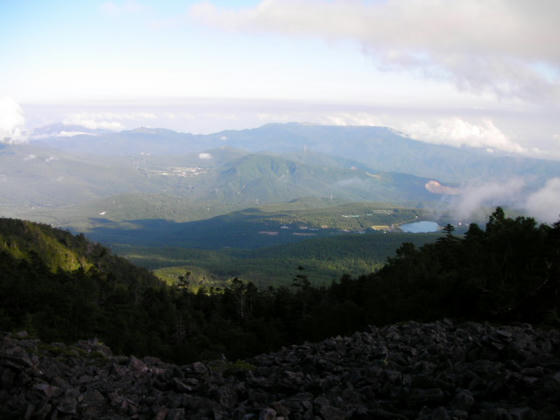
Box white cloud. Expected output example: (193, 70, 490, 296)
(62, 111, 158, 131)
(425, 180, 460, 195)
(58, 131, 98, 137)
(0, 97, 27, 144)
(63, 117, 124, 131)
(311, 111, 525, 154)
(23, 154, 36, 161)
(453, 178, 526, 220)
(525, 178, 560, 223)
(29, 131, 98, 140)
(319, 112, 383, 127)
(403, 118, 525, 154)
(198, 152, 213, 160)
(191, 0, 560, 103)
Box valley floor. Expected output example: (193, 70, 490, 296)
(2, 319, 560, 419)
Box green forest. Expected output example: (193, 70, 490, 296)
(1, 208, 559, 364)
(116, 232, 437, 289)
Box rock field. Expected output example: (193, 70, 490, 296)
(2, 320, 560, 419)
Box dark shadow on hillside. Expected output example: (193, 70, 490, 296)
(84, 209, 328, 250)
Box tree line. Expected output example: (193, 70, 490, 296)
(1, 208, 559, 363)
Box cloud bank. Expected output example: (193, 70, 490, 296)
(62, 112, 158, 131)
(0, 97, 27, 144)
(198, 152, 213, 160)
(452, 178, 526, 220)
(314, 112, 524, 154)
(191, 0, 560, 103)
(525, 178, 560, 224)
(448, 177, 560, 224)
(404, 118, 524, 154)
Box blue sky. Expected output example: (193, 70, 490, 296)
(1, 0, 559, 158)
(2, 0, 438, 103)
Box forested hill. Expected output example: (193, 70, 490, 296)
(1, 211, 559, 365)
(0, 218, 164, 356)
(360, 208, 560, 325)
(0, 218, 158, 286)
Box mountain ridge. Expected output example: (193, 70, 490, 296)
(27, 122, 560, 184)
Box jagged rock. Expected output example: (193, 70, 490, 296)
(82, 389, 105, 406)
(2, 321, 560, 419)
(168, 407, 187, 420)
(217, 383, 238, 408)
(129, 355, 148, 373)
(174, 377, 194, 393)
(191, 361, 208, 376)
(57, 388, 79, 414)
(154, 406, 169, 420)
(32, 382, 61, 399)
(259, 407, 277, 420)
(407, 387, 445, 407)
(429, 407, 451, 420)
(452, 389, 475, 411)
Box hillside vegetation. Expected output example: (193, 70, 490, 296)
(123, 232, 438, 289)
(0, 143, 449, 222)
(1, 209, 558, 364)
(0, 218, 162, 353)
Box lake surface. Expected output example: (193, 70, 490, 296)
(400, 221, 440, 233)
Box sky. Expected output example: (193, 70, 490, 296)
(1, 0, 560, 158)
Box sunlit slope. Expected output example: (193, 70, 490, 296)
(0, 217, 159, 288)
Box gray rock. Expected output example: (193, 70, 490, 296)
(452, 389, 475, 411)
(173, 377, 194, 393)
(32, 382, 61, 399)
(259, 407, 277, 420)
(57, 388, 79, 414)
(430, 407, 451, 420)
(129, 356, 148, 373)
(2, 322, 560, 419)
(407, 387, 445, 406)
(167, 408, 186, 420)
(191, 361, 208, 375)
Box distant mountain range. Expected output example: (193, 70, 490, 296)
(1, 123, 559, 227)
(30, 122, 560, 183)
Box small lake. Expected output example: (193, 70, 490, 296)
(400, 221, 440, 233)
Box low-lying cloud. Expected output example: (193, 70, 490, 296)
(198, 152, 213, 160)
(0, 97, 27, 144)
(448, 177, 560, 224)
(316, 112, 525, 155)
(525, 178, 560, 224)
(404, 118, 525, 154)
(452, 178, 526, 221)
(62, 112, 158, 131)
(191, 0, 560, 103)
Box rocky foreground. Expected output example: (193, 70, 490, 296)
(2, 320, 560, 419)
